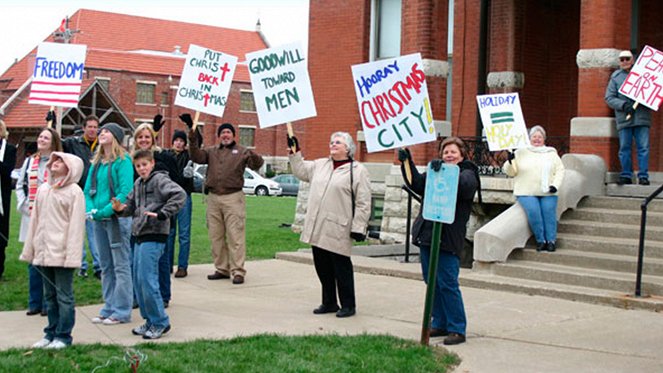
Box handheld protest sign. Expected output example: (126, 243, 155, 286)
(476, 92, 530, 151)
(246, 42, 317, 128)
(29, 42, 87, 108)
(175, 44, 237, 117)
(422, 163, 459, 223)
(619, 45, 663, 111)
(351, 53, 437, 153)
(287, 122, 297, 154)
(192, 111, 201, 131)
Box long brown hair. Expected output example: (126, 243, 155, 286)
(39, 127, 63, 153)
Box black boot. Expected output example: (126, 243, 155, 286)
(536, 242, 547, 252)
(547, 241, 556, 252)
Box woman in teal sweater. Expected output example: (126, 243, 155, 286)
(84, 123, 134, 325)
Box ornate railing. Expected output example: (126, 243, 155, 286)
(459, 136, 570, 176)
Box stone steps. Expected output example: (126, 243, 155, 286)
(562, 207, 663, 226)
(556, 232, 663, 259)
(558, 219, 663, 241)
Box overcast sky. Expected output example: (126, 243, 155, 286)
(0, 0, 309, 73)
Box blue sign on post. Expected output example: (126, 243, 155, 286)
(422, 163, 459, 223)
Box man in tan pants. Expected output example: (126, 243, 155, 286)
(184, 115, 264, 284)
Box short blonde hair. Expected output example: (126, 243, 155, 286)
(132, 123, 161, 152)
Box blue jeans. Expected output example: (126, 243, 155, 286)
(158, 241, 171, 302)
(419, 245, 466, 335)
(40, 266, 75, 345)
(618, 126, 649, 179)
(94, 217, 133, 322)
(517, 195, 559, 244)
(166, 194, 192, 270)
(134, 241, 169, 328)
(81, 220, 100, 272)
(28, 264, 45, 312)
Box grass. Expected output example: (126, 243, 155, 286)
(0, 334, 458, 372)
(0, 193, 306, 311)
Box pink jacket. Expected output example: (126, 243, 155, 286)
(19, 152, 86, 268)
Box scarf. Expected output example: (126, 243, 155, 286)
(28, 154, 48, 212)
(528, 146, 555, 193)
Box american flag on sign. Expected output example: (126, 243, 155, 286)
(29, 42, 87, 109)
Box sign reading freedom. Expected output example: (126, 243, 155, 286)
(476, 92, 530, 151)
(619, 45, 663, 111)
(175, 44, 237, 117)
(351, 53, 436, 153)
(29, 42, 87, 108)
(246, 42, 317, 128)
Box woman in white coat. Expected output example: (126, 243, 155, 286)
(288, 131, 371, 318)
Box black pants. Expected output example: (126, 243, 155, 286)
(312, 246, 355, 308)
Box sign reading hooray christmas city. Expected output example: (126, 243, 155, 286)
(476, 92, 530, 151)
(246, 42, 317, 128)
(175, 44, 237, 117)
(351, 53, 436, 153)
(29, 42, 87, 108)
(619, 45, 663, 111)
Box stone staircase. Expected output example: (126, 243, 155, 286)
(463, 195, 663, 311)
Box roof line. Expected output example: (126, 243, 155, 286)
(0, 77, 32, 115)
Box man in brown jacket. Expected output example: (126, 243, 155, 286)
(183, 114, 264, 284)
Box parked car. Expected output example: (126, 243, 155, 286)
(192, 164, 282, 196)
(271, 174, 300, 196)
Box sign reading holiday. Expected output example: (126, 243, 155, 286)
(619, 45, 663, 111)
(351, 53, 436, 153)
(175, 44, 237, 117)
(476, 92, 530, 151)
(29, 42, 87, 108)
(246, 42, 317, 128)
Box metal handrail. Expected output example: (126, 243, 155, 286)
(635, 183, 663, 297)
(401, 184, 422, 263)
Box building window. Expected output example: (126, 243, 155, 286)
(239, 125, 256, 148)
(371, 0, 402, 60)
(95, 77, 110, 91)
(160, 91, 169, 106)
(136, 82, 156, 104)
(240, 91, 256, 112)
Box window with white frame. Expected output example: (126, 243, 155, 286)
(370, 0, 402, 60)
(136, 81, 156, 104)
(239, 125, 256, 148)
(240, 90, 256, 112)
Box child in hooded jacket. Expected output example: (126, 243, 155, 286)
(112, 149, 185, 339)
(20, 152, 86, 349)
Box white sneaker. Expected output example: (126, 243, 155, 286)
(45, 340, 67, 349)
(102, 317, 121, 325)
(91, 316, 106, 324)
(32, 338, 52, 348)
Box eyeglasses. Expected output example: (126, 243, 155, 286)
(330, 140, 345, 146)
(619, 57, 631, 62)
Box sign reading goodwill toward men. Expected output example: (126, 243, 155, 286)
(351, 53, 436, 153)
(476, 92, 530, 151)
(619, 45, 663, 111)
(246, 42, 317, 128)
(175, 44, 237, 117)
(29, 42, 87, 108)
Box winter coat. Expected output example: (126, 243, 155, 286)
(118, 170, 186, 242)
(16, 153, 50, 242)
(605, 68, 652, 130)
(84, 153, 134, 220)
(404, 159, 480, 256)
(167, 148, 194, 195)
(19, 152, 85, 268)
(189, 131, 264, 196)
(289, 152, 372, 257)
(503, 146, 565, 196)
(0, 139, 16, 248)
(62, 135, 95, 189)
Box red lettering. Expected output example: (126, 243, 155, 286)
(197, 73, 219, 86)
(619, 72, 641, 96)
(360, 101, 377, 129)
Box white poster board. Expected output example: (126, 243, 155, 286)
(246, 42, 316, 128)
(619, 45, 663, 111)
(174, 44, 237, 117)
(29, 42, 87, 108)
(351, 53, 436, 153)
(476, 92, 530, 151)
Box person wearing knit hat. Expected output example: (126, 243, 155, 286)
(100, 123, 125, 145)
(172, 130, 188, 146)
(188, 116, 264, 285)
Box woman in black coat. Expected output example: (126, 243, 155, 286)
(399, 136, 479, 346)
(0, 119, 17, 279)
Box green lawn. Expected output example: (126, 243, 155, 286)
(0, 334, 458, 372)
(0, 192, 305, 311)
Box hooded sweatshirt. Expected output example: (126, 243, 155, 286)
(19, 152, 86, 268)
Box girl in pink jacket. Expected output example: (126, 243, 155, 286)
(20, 152, 86, 349)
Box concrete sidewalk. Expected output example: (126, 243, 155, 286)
(2, 257, 662, 372)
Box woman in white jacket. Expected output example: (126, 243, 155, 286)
(503, 126, 565, 252)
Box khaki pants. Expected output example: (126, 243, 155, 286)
(206, 191, 246, 277)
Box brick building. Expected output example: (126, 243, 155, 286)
(305, 0, 663, 174)
(0, 9, 288, 168)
